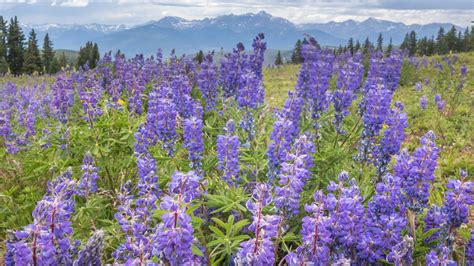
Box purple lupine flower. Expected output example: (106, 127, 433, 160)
(386, 235, 414, 266)
(286, 191, 331, 265)
(113, 128, 161, 263)
(333, 52, 364, 134)
(434, 93, 445, 111)
(216, 119, 240, 184)
(266, 117, 296, 179)
(153, 171, 202, 265)
(415, 82, 422, 91)
(325, 173, 367, 260)
(236, 183, 280, 265)
(364, 174, 406, 261)
(357, 87, 392, 164)
(136, 153, 161, 210)
(197, 53, 218, 111)
(308, 49, 334, 135)
(237, 68, 264, 110)
(171, 67, 195, 119)
(373, 102, 408, 177)
(460, 64, 467, 76)
(77, 71, 104, 123)
(127, 73, 146, 115)
(8, 170, 77, 265)
(78, 152, 99, 197)
(466, 230, 474, 265)
(266, 92, 303, 179)
(249, 32, 266, 82)
(155, 84, 178, 156)
(420, 95, 428, 109)
(281, 91, 304, 132)
(183, 104, 204, 170)
(425, 245, 456, 266)
(73, 230, 105, 265)
(51, 75, 75, 123)
(219, 43, 245, 99)
(442, 177, 473, 228)
(423, 205, 446, 243)
(275, 134, 315, 215)
(382, 51, 403, 93)
(394, 131, 440, 212)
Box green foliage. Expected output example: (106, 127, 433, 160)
(77, 41, 100, 69)
(206, 215, 250, 265)
(0, 52, 472, 263)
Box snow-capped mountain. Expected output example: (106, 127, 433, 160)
(21, 23, 128, 50)
(21, 11, 463, 56)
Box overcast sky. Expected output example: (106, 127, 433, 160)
(0, 0, 472, 27)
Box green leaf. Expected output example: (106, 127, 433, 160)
(191, 244, 204, 257)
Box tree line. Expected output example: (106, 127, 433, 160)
(335, 26, 474, 57)
(0, 16, 100, 75)
(282, 25, 474, 65)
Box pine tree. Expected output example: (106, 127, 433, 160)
(400, 33, 409, 51)
(77, 41, 100, 69)
(59, 51, 67, 68)
(291, 39, 302, 64)
(347, 37, 354, 55)
(436, 27, 448, 54)
(23, 29, 42, 74)
(0, 16, 8, 74)
(408, 31, 417, 56)
(91, 43, 99, 68)
(50, 57, 60, 73)
(42, 33, 55, 73)
(362, 37, 372, 56)
(354, 40, 361, 52)
(463, 27, 472, 52)
(274, 50, 283, 65)
(376, 33, 383, 52)
(427, 37, 436, 56)
(7, 16, 25, 75)
(445, 26, 457, 52)
(194, 50, 204, 64)
(385, 37, 393, 56)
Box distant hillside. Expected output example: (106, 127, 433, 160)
(54, 49, 79, 65)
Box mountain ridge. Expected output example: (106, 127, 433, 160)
(21, 11, 463, 56)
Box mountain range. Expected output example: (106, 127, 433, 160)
(22, 11, 463, 57)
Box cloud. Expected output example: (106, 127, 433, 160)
(0, 0, 472, 26)
(51, 0, 89, 7)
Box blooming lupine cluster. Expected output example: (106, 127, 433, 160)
(332, 52, 364, 134)
(357, 86, 392, 163)
(267, 91, 303, 179)
(236, 183, 280, 265)
(2, 35, 472, 266)
(183, 104, 204, 170)
(153, 171, 204, 265)
(394, 131, 440, 212)
(6, 170, 79, 265)
(77, 152, 99, 197)
(420, 94, 428, 109)
(373, 102, 408, 176)
(197, 53, 219, 111)
(216, 119, 240, 184)
(434, 93, 446, 111)
(219, 42, 245, 99)
(275, 134, 315, 215)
